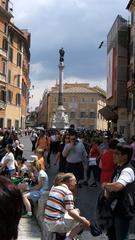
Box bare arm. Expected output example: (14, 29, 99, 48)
(62, 144, 74, 158)
(30, 177, 44, 191)
(105, 182, 124, 192)
(0, 160, 9, 169)
(67, 209, 90, 227)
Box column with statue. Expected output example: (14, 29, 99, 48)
(52, 48, 69, 129)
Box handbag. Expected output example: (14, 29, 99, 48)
(88, 157, 97, 166)
(96, 189, 113, 230)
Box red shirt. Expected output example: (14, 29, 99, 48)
(100, 149, 116, 183)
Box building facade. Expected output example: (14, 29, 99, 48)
(127, 0, 135, 137)
(37, 83, 107, 130)
(99, 15, 129, 136)
(0, 0, 30, 130)
(0, 0, 12, 128)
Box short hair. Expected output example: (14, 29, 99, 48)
(53, 172, 65, 186)
(116, 144, 133, 162)
(6, 144, 14, 153)
(0, 176, 23, 240)
(36, 148, 44, 154)
(62, 173, 76, 183)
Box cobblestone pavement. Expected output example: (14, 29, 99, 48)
(18, 136, 135, 240)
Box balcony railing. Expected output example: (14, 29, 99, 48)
(0, 48, 7, 58)
(0, 73, 6, 82)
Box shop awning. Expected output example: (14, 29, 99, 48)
(99, 106, 118, 121)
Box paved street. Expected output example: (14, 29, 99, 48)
(18, 136, 135, 240)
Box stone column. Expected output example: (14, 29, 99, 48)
(51, 48, 69, 129)
(58, 62, 64, 106)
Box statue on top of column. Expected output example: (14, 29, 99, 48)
(59, 48, 65, 63)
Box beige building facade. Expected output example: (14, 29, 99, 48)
(0, 0, 30, 130)
(37, 83, 107, 130)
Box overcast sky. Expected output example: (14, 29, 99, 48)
(12, 0, 129, 109)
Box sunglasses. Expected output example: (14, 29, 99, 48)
(70, 138, 76, 140)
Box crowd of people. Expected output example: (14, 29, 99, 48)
(0, 127, 135, 239)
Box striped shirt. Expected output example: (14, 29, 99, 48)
(44, 184, 74, 222)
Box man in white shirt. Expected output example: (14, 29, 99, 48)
(105, 144, 135, 240)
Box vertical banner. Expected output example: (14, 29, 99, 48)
(107, 48, 115, 99)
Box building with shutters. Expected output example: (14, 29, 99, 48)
(0, 0, 30, 130)
(37, 83, 107, 130)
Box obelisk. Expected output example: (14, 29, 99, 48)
(52, 48, 69, 129)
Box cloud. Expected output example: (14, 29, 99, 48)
(12, 0, 129, 108)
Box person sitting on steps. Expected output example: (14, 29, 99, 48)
(44, 172, 90, 240)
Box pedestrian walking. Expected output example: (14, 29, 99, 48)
(62, 132, 87, 186)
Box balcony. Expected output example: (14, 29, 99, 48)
(0, 100, 6, 110)
(0, 48, 7, 58)
(0, 73, 6, 82)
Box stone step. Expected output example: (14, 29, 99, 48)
(18, 218, 41, 240)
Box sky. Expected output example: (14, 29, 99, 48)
(12, 0, 130, 109)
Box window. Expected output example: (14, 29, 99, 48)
(15, 120, 19, 130)
(8, 47, 13, 62)
(7, 90, 13, 103)
(9, 32, 14, 44)
(91, 98, 95, 103)
(1, 90, 6, 102)
(2, 38, 8, 51)
(22, 81, 27, 96)
(17, 52, 22, 67)
(81, 98, 85, 102)
(70, 112, 75, 118)
(8, 70, 11, 83)
(120, 126, 125, 135)
(89, 112, 96, 118)
(71, 97, 76, 102)
(0, 118, 4, 128)
(4, 23, 7, 34)
(2, 61, 6, 75)
(16, 75, 20, 87)
(18, 40, 22, 51)
(80, 112, 86, 118)
(7, 119, 11, 129)
(16, 93, 21, 106)
(127, 98, 132, 112)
